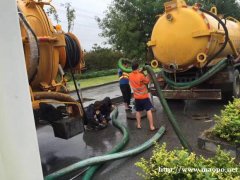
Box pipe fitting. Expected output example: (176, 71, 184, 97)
(197, 53, 207, 63)
(166, 13, 173, 21)
(169, 63, 178, 71)
(151, 59, 159, 69)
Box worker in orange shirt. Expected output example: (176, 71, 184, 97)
(129, 62, 157, 131)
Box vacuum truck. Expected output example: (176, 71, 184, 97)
(18, 0, 85, 139)
(148, 0, 240, 100)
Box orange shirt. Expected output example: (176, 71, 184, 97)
(129, 70, 150, 99)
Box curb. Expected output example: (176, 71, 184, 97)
(69, 81, 119, 93)
(198, 131, 240, 160)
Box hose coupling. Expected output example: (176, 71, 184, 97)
(197, 53, 207, 64)
(169, 63, 178, 71)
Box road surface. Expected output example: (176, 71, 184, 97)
(37, 83, 229, 179)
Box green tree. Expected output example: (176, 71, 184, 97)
(64, 3, 76, 32)
(97, 0, 168, 60)
(187, 0, 240, 18)
(98, 0, 240, 60)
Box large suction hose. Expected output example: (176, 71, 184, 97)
(45, 128, 165, 180)
(145, 66, 192, 151)
(44, 62, 168, 180)
(118, 59, 191, 150)
(161, 8, 230, 89)
(153, 6, 230, 90)
(117, 58, 132, 73)
(44, 110, 165, 180)
(33, 91, 77, 102)
(82, 108, 129, 180)
(162, 58, 228, 89)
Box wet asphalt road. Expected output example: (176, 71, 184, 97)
(37, 84, 229, 180)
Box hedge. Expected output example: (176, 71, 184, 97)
(136, 143, 240, 179)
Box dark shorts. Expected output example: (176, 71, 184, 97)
(135, 98, 153, 112)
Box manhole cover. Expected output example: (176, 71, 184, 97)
(83, 98, 95, 102)
(191, 114, 211, 121)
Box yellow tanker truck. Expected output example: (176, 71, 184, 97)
(148, 0, 240, 100)
(18, 0, 85, 139)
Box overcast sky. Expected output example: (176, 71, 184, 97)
(50, 0, 240, 51)
(51, 0, 112, 51)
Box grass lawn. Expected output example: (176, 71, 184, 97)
(67, 74, 118, 91)
(67, 68, 161, 91)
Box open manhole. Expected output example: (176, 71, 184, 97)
(127, 110, 147, 120)
(126, 108, 156, 120)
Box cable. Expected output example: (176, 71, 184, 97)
(159, 8, 230, 89)
(64, 33, 87, 129)
(161, 8, 229, 89)
(65, 34, 81, 68)
(200, 8, 229, 66)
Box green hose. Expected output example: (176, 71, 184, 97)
(145, 65, 192, 151)
(162, 58, 228, 89)
(82, 107, 129, 180)
(44, 112, 165, 180)
(118, 59, 191, 150)
(117, 58, 132, 73)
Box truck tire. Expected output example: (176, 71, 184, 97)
(233, 69, 240, 98)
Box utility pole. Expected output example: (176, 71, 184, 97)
(0, 1, 43, 179)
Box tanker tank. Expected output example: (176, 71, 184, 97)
(148, 0, 240, 72)
(18, 0, 85, 91)
(17, 0, 86, 139)
(148, 0, 240, 100)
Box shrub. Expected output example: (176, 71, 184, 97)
(74, 69, 117, 79)
(136, 143, 240, 180)
(212, 98, 240, 144)
(85, 45, 123, 71)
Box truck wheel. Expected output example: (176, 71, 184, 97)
(233, 69, 240, 98)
